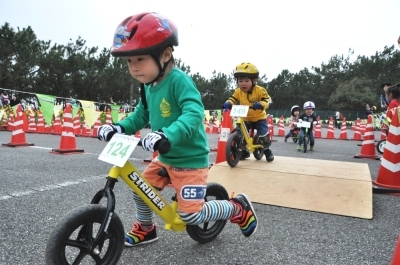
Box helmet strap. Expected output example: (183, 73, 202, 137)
(146, 53, 171, 85)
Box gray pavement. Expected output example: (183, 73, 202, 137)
(0, 126, 399, 265)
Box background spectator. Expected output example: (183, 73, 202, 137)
(380, 82, 392, 111)
(10, 94, 21, 107)
(365, 104, 373, 118)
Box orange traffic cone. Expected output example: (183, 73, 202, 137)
(135, 130, 141, 138)
(277, 116, 285, 137)
(314, 117, 322, 138)
(27, 112, 36, 133)
(338, 118, 349, 140)
(352, 118, 363, 141)
(267, 116, 277, 142)
(380, 128, 387, 140)
(73, 113, 81, 135)
(51, 104, 84, 154)
(142, 151, 158, 164)
(372, 107, 400, 193)
(354, 115, 380, 160)
(52, 115, 62, 135)
(36, 110, 45, 133)
(2, 104, 34, 147)
(105, 109, 112, 125)
(215, 109, 234, 164)
(22, 110, 28, 132)
(324, 117, 335, 139)
(391, 235, 400, 264)
(92, 116, 102, 138)
(6, 110, 15, 132)
(360, 122, 366, 136)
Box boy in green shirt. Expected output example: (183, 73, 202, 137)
(97, 12, 258, 246)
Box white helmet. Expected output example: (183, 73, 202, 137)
(303, 101, 315, 110)
(290, 105, 300, 115)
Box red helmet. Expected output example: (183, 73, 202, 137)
(111, 12, 178, 57)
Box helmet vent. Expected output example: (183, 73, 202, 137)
(129, 27, 138, 40)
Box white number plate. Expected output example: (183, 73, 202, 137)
(219, 128, 230, 142)
(301, 121, 311, 128)
(98, 134, 140, 167)
(230, 105, 249, 117)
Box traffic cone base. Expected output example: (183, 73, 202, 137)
(2, 142, 34, 147)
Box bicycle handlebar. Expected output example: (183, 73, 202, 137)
(138, 139, 171, 154)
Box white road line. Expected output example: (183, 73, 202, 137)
(0, 175, 106, 201)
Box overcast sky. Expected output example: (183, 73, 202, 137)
(1, 0, 399, 80)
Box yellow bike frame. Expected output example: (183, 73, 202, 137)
(107, 161, 186, 232)
(233, 116, 264, 152)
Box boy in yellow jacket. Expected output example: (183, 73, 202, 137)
(223, 62, 274, 162)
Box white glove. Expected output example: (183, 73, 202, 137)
(97, 124, 123, 141)
(142, 131, 167, 152)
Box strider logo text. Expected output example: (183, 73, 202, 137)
(128, 172, 165, 210)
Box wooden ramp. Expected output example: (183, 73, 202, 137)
(208, 156, 373, 219)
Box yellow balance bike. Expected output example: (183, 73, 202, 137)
(45, 135, 229, 265)
(225, 105, 265, 167)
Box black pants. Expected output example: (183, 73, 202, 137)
(335, 119, 341, 129)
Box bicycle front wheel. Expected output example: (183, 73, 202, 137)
(303, 135, 309, 153)
(376, 139, 386, 154)
(45, 204, 125, 265)
(225, 132, 241, 167)
(186, 182, 229, 243)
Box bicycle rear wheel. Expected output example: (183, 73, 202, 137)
(186, 182, 229, 243)
(45, 204, 124, 265)
(252, 134, 264, 160)
(225, 132, 241, 167)
(303, 135, 309, 153)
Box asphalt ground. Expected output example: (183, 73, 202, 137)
(0, 127, 399, 265)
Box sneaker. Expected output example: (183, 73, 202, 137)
(240, 150, 250, 160)
(310, 146, 314, 151)
(125, 222, 158, 247)
(284, 137, 287, 142)
(264, 149, 274, 162)
(230, 193, 258, 237)
(297, 145, 301, 151)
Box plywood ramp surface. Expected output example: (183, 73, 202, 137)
(208, 156, 373, 219)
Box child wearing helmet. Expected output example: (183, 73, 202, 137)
(222, 62, 274, 162)
(383, 84, 400, 131)
(297, 101, 318, 151)
(284, 105, 300, 142)
(97, 12, 258, 247)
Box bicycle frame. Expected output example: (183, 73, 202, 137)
(232, 117, 264, 152)
(89, 161, 186, 249)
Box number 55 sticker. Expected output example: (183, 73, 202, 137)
(98, 134, 140, 167)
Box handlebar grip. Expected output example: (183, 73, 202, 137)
(137, 139, 170, 154)
(157, 139, 171, 154)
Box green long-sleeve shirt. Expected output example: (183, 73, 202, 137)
(117, 67, 209, 168)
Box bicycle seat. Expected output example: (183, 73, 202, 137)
(158, 167, 170, 179)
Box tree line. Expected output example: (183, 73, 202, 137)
(1, 22, 399, 112)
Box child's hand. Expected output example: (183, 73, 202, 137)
(97, 124, 123, 141)
(142, 131, 167, 152)
(253, 102, 263, 110)
(222, 102, 232, 110)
